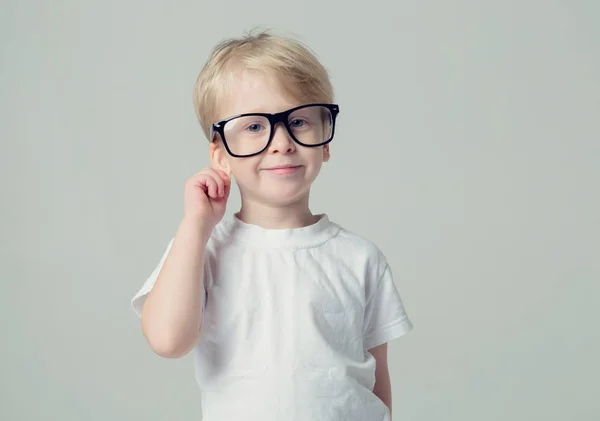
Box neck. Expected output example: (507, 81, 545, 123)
(237, 194, 318, 229)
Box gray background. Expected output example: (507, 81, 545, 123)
(1, 0, 599, 420)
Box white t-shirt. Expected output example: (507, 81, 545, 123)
(131, 214, 412, 421)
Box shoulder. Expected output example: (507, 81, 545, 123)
(331, 222, 385, 256)
(328, 220, 390, 276)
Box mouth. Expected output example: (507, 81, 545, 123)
(262, 164, 303, 176)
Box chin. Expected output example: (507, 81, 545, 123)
(261, 186, 310, 206)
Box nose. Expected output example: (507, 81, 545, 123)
(268, 123, 296, 154)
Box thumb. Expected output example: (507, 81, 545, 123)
(223, 181, 231, 200)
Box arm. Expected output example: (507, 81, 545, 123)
(140, 217, 211, 358)
(369, 343, 393, 418)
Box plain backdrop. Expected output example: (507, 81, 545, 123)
(1, 0, 599, 420)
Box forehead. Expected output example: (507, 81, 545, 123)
(216, 69, 303, 121)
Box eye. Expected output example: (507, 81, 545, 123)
(246, 123, 265, 132)
(290, 119, 306, 128)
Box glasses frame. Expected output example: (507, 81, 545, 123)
(210, 103, 340, 158)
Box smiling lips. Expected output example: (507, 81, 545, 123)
(263, 164, 302, 176)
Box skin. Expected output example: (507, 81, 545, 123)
(139, 68, 393, 416)
(370, 343, 393, 417)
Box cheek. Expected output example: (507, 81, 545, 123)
(229, 159, 260, 181)
(305, 150, 326, 169)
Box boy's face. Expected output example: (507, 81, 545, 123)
(210, 70, 331, 207)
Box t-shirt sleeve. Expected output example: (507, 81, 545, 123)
(131, 238, 196, 318)
(363, 263, 413, 350)
(131, 239, 209, 319)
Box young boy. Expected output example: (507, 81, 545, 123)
(131, 30, 413, 421)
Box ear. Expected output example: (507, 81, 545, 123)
(210, 141, 231, 174)
(322, 143, 331, 163)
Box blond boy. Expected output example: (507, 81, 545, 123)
(131, 30, 413, 421)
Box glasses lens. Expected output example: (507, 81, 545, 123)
(223, 115, 271, 156)
(288, 105, 333, 145)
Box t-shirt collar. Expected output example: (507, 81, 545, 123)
(223, 213, 340, 249)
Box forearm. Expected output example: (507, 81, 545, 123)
(141, 217, 211, 358)
(373, 377, 392, 419)
(370, 343, 393, 419)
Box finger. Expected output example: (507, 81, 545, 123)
(213, 168, 231, 184)
(205, 168, 227, 197)
(188, 173, 207, 194)
(194, 169, 222, 198)
(223, 181, 231, 199)
(206, 176, 219, 199)
(194, 172, 218, 198)
(210, 168, 230, 198)
(192, 168, 227, 198)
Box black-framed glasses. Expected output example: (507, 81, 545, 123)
(210, 103, 340, 158)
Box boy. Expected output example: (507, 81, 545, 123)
(131, 30, 413, 421)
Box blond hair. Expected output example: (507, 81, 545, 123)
(193, 29, 334, 141)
